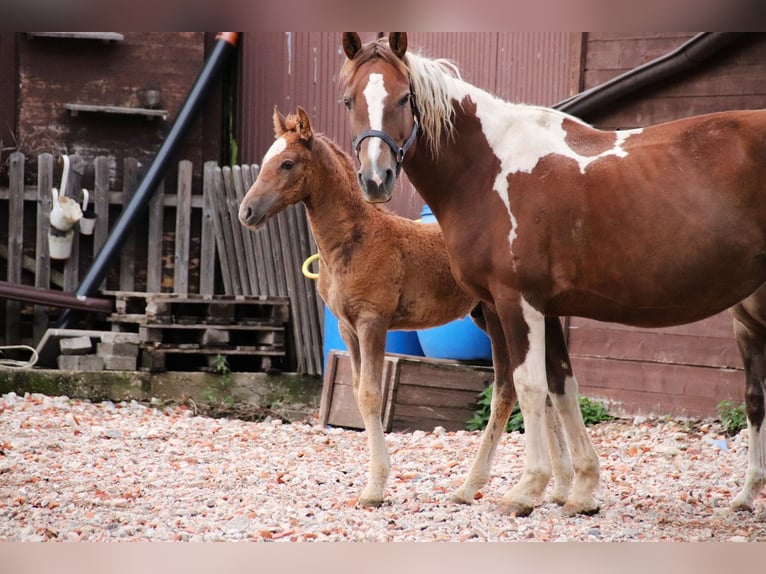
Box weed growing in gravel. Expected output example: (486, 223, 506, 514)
(204, 354, 235, 407)
(716, 400, 747, 436)
(467, 385, 613, 433)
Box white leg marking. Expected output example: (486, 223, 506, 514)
(362, 73, 387, 184)
(732, 418, 766, 511)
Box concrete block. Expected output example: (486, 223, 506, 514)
(59, 336, 93, 355)
(100, 332, 142, 345)
(97, 342, 139, 359)
(102, 355, 138, 371)
(58, 354, 105, 371)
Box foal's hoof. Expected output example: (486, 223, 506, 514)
(357, 496, 385, 508)
(497, 500, 535, 517)
(730, 499, 754, 513)
(449, 488, 475, 505)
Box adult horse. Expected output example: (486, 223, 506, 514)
(341, 31, 766, 516)
(239, 106, 574, 507)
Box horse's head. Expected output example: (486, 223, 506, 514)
(239, 105, 314, 230)
(341, 32, 419, 204)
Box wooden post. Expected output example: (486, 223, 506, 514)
(146, 179, 165, 293)
(199, 164, 217, 295)
(173, 160, 192, 296)
(119, 158, 140, 291)
(204, 161, 234, 295)
(5, 151, 24, 344)
(34, 153, 53, 342)
(62, 154, 84, 293)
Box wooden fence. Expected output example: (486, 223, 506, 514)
(0, 151, 324, 376)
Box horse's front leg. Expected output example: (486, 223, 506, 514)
(341, 316, 390, 507)
(451, 304, 516, 504)
(495, 296, 552, 517)
(730, 304, 766, 512)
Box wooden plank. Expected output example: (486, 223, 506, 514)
(93, 157, 111, 257)
(231, 165, 260, 294)
(146, 179, 164, 293)
(34, 153, 53, 342)
(210, 164, 242, 294)
(204, 162, 232, 294)
(278, 206, 307, 373)
(119, 158, 139, 291)
(62, 154, 84, 293)
(222, 166, 252, 294)
(5, 152, 24, 344)
(240, 164, 269, 294)
(568, 322, 741, 369)
(199, 165, 217, 295)
(173, 160, 193, 295)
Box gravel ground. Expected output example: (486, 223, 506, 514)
(1, 391, 765, 542)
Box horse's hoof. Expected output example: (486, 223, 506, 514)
(547, 490, 569, 506)
(562, 501, 600, 516)
(357, 496, 385, 508)
(449, 489, 475, 505)
(497, 500, 535, 517)
(730, 500, 754, 513)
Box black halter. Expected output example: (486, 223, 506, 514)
(352, 87, 421, 177)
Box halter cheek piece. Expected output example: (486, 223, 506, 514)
(352, 86, 421, 177)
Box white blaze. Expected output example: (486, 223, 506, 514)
(262, 136, 287, 167)
(362, 73, 387, 184)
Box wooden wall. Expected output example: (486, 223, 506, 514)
(564, 33, 766, 418)
(12, 32, 222, 188)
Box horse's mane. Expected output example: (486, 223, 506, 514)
(341, 38, 463, 159)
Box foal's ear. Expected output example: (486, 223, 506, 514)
(342, 32, 362, 59)
(295, 106, 314, 148)
(389, 33, 408, 60)
(273, 105, 288, 137)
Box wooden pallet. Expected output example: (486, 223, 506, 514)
(139, 323, 285, 348)
(140, 347, 284, 373)
(319, 351, 494, 432)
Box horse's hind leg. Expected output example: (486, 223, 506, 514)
(340, 316, 391, 507)
(730, 295, 766, 512)
(544, 317, 600, 515)
(451, 304, 517, 504)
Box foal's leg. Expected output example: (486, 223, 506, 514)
(544, 317, 600, 515)
(341, 316, 391, 507)
(730, 299, 766, 512)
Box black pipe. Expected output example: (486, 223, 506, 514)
(554, 32, 746, 119)
(57, 32, 240, 329)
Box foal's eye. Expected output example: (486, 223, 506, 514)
(280, 160, 294, 170)
(343, 97, 352, 110)
(399, 93, 411, 107)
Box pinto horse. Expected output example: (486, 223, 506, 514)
(238, 106, 573, 507)
(341, 32, 766, 516)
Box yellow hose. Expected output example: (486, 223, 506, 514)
(302, 253, 320, 280)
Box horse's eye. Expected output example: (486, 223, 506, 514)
(343, 97, 352, 110)
(399, 94, 411, 107)
(280, 160, 294, 171)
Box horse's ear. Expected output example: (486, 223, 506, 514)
(273, 105, 287, 137)
(389, 33, 408, 60)
(342, 32, 362, 60)
(296, 106, 314, 148)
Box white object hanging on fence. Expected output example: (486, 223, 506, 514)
(49, 155, 83, 232)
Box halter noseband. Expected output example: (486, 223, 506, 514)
(352, 87, 421, 176)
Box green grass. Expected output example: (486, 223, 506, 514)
(467, 384, 613, 433)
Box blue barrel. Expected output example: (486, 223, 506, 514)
(416, 205, 493, 361)
(323, 306, 423, 369)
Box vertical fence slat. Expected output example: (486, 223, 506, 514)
(33, 153, 53, 342)
(205, 162, 235, 295)
(231, 165, 260, 294)
(200, 163, 219, 295)
(119, 158, 139, 291)
(173, 160, 193, 296)
(241, 164, 270, 294)
(294, 202, 323, 374)
(5, 152, 24, 344)
(146, 179, 165, 293)
(221, 166, 251, 295)
(62, 155, 83, 293)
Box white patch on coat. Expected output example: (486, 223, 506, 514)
(362, 73, 387, 184)
(262, 136, 287, 167)
(447, 82, 642, 255)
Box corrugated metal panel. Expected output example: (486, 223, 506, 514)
(237, 33, 577, 219)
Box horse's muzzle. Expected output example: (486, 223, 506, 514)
(357, 169, 394, 203)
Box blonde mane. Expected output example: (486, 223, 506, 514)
(341, 37, 464, 159)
